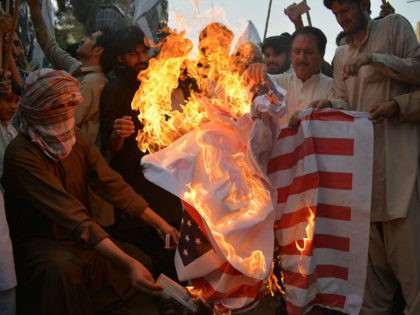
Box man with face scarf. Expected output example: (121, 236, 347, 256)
(3, 69, 179, 315)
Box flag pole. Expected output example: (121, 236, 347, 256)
(5, 0, 10, 14)
(263, 0, 273, 41)
(303, 0, 312, 26)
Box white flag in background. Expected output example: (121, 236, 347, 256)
(235, 20, 262, 49)
(133, 0, 161, 42)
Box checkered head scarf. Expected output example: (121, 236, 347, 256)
(19, 69, 83, 161)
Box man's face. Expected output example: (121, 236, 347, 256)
(291, 34, 323, 82)
(263, 47, 289, 74)
(11, 32, 25, 65)
(330, 1, 367, 35)
(76, 31, 103, 59)
(118, 44, 150, 73)
(0, 94, 18, 122)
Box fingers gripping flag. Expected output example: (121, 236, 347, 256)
(268, 110, 373, 314)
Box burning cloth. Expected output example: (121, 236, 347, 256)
(142, 99, 282, 311)
(142, 101, 373, 313)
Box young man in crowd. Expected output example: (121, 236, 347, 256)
(316, 1, 420, 313)
(261, 34, 293, 75)
(100, 26, 183, 284)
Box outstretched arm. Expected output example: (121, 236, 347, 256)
(27, 0, 79, 73)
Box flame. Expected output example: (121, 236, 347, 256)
(131, 26, 257, 153)
(132, 26, 271, 277)
(179, 125, 272, 277)
(295, 207, 315, 276)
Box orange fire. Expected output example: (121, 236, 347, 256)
(182, 128, 272, 276)
(132, 26, 272, 278)
(131, 27, 255, 153)
(295, 207, 315, 276)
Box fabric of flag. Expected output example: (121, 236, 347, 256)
(142, 106, 373, 313)
(175, 201, 265, 312)
(141, 86, 286, 312)
(175, 201, 226, 280)
(142, 116, 275, 281)
(267, 109, 373, 314)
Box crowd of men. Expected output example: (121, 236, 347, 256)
(0, 0, 419, 315)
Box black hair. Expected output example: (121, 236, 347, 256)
(290, 26, 327, 57)
(112, 25, 147, 57)
(65, 42, 80, 59)
(324, 0, 371, 14)
(262, 35, 291, 55)
(94, 27, 117, 73)
(11, 79, 22, 96)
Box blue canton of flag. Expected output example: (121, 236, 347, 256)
(178, 210, 212, 266)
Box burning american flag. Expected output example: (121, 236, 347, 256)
(133, 27, 373, 313)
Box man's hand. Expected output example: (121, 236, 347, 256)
(284, 3, 304, 29)
(94, 237, 163, 296)
(242, 63, 267, 87)
(113, 115, 135, 138)
(309, 99, 332, 110)
(139, 207, 180, 250)
(156, 221, 179, 250)
(369, 99, 399, 124)
(0, 14, 12, 35)
(128, 260, 164, 297)
(288, 110, 302, 130)
(341, 53, 372, 81)
(379, 1, 395, 18)
(289, 99, 333, 129)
